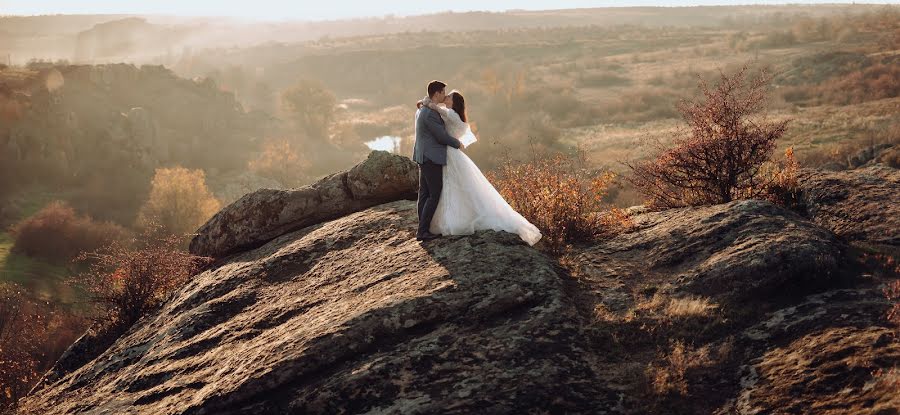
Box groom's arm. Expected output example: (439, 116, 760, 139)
(421, 110, 462, 149)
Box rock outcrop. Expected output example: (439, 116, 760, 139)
(15, 163, 900, 414)
(569, 199, 845, 313)
(17, 200, 610, 414)
(189, 151, 419, 258)
(565, 170, 899, 414)
(799, 165, 900, 248)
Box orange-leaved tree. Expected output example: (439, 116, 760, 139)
(136, 167, 221, 237)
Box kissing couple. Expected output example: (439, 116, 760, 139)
(411, 80, 541, 246)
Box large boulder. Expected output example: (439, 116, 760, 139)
(798, 165, 900, 247)
(189, 151, 419, 258)
(16, 200, 610, 414)
(569, 199, 845, 312)
(565, 195, 897, 413)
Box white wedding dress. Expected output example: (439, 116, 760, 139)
(427, 104, 542, 246)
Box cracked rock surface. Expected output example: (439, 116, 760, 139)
(17, 201, 612, 414)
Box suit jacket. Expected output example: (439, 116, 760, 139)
(412, 106, 462, 165)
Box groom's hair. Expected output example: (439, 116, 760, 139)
(427, 80, 446, 98)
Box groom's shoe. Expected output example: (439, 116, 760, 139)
(416, 231, 440, 241)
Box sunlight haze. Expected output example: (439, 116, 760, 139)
(4, 0, 898, 20)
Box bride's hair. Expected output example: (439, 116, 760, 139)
(449, 90, 467, 123)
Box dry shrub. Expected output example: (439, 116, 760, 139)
(136, 167, 221, 237)
(664, 296, 719, 319)
(592, 302, 619, 324)
(248, 138, 312, 187)
(760, 147, 803, 210)
(629, 293, 721, 326)
(0, 286, 43, 410)
(10, 201, 128, 263)
(488, 148, 632, 255)
(0, 284, 88, 411)
(74, 224, 212, 331)
(627, 66, 789, 209)
(649, 340, 712, 396)
(646, 338, 734, 400)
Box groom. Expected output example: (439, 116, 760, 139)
(412, 80, 463, 241)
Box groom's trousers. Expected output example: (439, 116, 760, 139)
(416, 160, 443, 236)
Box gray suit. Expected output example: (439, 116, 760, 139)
(412, 106, 462, 237)
(412, 106, 462, 165)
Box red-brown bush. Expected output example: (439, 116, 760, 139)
(74, 224, 212, 330)
(10, 201, 129, 263)
(626, 67, 789, 208)
(0, 284, 88, 411)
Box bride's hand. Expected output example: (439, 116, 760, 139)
(426, 102, 439, 111)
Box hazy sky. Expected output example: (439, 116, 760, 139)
(2, 1, 897, 21)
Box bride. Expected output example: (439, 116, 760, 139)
(416, 91, 542, 246)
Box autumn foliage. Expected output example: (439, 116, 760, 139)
(136, 167, 221, 237)
(0, 285, 87, 411)
(488, 148, 631, 255)
(627, 67, 790, 209)
(73, 225, 212, 331)
(761, 147, 802, 210)
(10, 201, 128, 263)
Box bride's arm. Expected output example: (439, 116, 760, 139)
(442, 109, 467, 137)
(426, 102, 451, 119)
